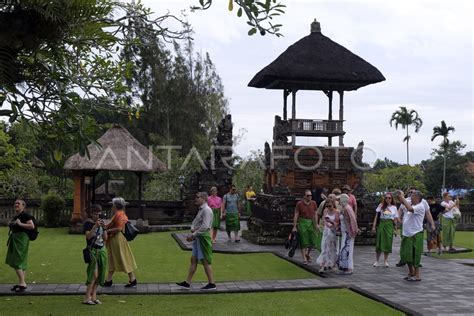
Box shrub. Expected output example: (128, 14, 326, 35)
(41, 191, 65, 227)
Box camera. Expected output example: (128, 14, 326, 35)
(98, 213, 106, 220)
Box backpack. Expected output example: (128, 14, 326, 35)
(25, 214, 39, 241)
(122, 221, 139, 241)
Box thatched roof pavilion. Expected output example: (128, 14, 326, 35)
(64, 125, 166, 222)
(248, 24, 385, 91)
(248, 19, 385, 147)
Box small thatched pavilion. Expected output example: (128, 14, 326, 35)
(64, 125, 167, 223)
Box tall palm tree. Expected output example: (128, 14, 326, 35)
(431, 120, 455, 191)
(389, 106, 423, 165)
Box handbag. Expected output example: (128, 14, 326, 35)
(123, 221, 139, 241)
(452, 207, 461, 219)
(83, 247, 92, 264)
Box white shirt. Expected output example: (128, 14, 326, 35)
(191, 203, 213, 237)
(402, 202, 426, 237)
(441, 200, 455, 219)
(376, 204, 398, 220)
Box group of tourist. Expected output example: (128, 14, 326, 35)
(4, 197, 138, 304)
(4, 184, 462, 302)
(82, 197, 138, 304)
(293, 186, 359, 275)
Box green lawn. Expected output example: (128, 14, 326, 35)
(0, 228, 314, 284)
(0, 290, 403, 316)
(431, 231, 474, 260)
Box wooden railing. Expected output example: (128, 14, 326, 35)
(286, 119, 345, 137)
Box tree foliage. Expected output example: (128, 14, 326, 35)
(192, 0, 285, 36)
(421, 141, 472, 195)
(232, 150, 265, 194)
(363, 165, 426, 194)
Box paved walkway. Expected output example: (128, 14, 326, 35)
(1, 224, 473, 316)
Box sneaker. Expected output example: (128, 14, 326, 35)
(102, 280, 113, 287)
(82, 300, 95, 305)
(201, 283, 217, 291)
(396, 261, 406, 267)
(384, 262, 389, 268)
(124, 279, 137, 288)
(373, 262, 379, 267)
(92, 299, 102, 305)
(176, 281, 190, 290)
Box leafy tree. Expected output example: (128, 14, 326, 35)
(431, 120, 455, 191)
(389, 106, 423, 165)
(363, 165, 426, 195)
(1, 0, 285, 160)
(192, 0, 285, 36)
(372, 158, 401, 171)
(421, 141, 471, 195)
(232, 150, 265, 194)
(0, 123, 40, 198)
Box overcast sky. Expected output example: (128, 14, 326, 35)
(145, 0, 473, 165)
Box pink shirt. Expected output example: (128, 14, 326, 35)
(208, 195, 222, 209)
(348, 193, 357, 211)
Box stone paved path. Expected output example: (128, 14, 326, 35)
(1, 224, 473, 316)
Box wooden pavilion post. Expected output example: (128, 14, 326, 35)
(326, 90, 333, 146)
(338, 90, 344, 146)
(137, 172, 144, 220)
(71, 171, 85, 223)
(291, 89, 297, 146)
(283, 89, 290, 121)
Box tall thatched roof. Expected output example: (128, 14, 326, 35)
(248, 20, 385, 91)
(64, 125, 167, 172)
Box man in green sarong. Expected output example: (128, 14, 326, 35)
(5, 200, 35, 293)
(221, 185, 242, 242)
(396, 190, 435, 282)
(292, 189, 319, 265)
(177, 192, 216, 291)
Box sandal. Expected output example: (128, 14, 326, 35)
(305, 254, 312, 263)
(302, 260, 308, 265)
(15, 286, 27, 293)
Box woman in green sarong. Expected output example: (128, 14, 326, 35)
(208, 187, 222, 244)
(5, 200, 35, 293)
(371, 193, 398, 267)
(83, 205, 108, 305)
(440, 192, 457, 252)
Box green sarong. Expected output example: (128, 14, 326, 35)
(297, 218, 318, 249)
(376, 219, 394, 254)
(198, 231, 213, 265)
(244, 200, 253, 216)
(86, 247, 107, 286)
(315, 230, 322, 251)
(400, 231, 423, 267)
(5, 232, 29, 270)
(441, 217, 455, 247)
(225, 213, 240, 232)
(212, 208, 221, 229)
